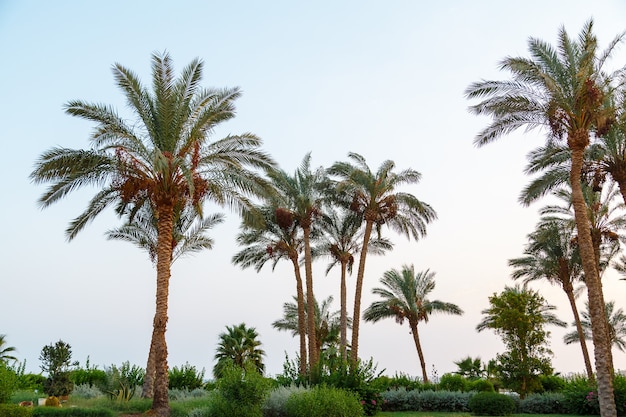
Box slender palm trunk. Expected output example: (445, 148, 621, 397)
(570, 145, 616, 417)
(290, 256, 308, 375)
(151, 204, 174, 417)
(140, 325, 157, 398)
(564, 285, 594, 381)
(591, 233, 616, 377)
(350, 220, 373, 366)
(340, 260, 348, 362)
(409, 321, 428, 383)
(303, 226, 318, 369)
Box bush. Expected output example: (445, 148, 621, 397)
(469, 379, 495, 392)
(561, 374, 599, 415)
(0, 363, 18, 403)
(539, 374, 566, 392)
(468, 392, 516, 416)
(169, 363, 205, 390)
(284, 385, 364, 417)
(0, 403, 33, 417)
(71, 369, 107, 390)
(519, 392, 567, 414)
(31, 408, 114, 416)
(439, 373, 468, 392)
(71, 384, 103, 399)
(381, 388, 471, 412)
(263, 385, 308, 417)
(209, 363, 271, 417)
(43, 373, 73, 398)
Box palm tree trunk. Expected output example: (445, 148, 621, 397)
(340, 261, 348, 362)
(350, 220, 373, 366)
(140, 324, 157, 398)
(564, 285, 594, 381)
(290, 256, 308, 375)
(303, 226, 318, 369)
(570, 145, 616, 417)
(409, 321, 428, 383)
(151, 203, 174, 417)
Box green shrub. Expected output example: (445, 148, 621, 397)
(0, 362, 18, 403)
(263, 385, 308, 417)
(539, 374, 566, 392)
(381, 388, 471, 412)
(468, 392, 516, 416)
(561, 374, 599, 415)
(71, 384, 103, 399)
(469, 378, 495, 392)
(519, 392, 567, 414)
(209, 363, 271, 417)
(70, 369, 107, 390)
(284, 385, 363, 417)
(0, 403, 33, 417)
(169, 362, 205, 390)
(43, 373, 73, 397)
(439, 373, 468, 392)
(31, 408, 114, 416)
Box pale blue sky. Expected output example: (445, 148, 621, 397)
(2, 1, 626, 379)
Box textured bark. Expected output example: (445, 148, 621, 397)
(564, 284, 594, 381)
(340, 260, 348, 362)
(290, 257, 308, 375)
(303, 226, 318, 369)
(350, 220, 374, 366)
(151, 204, 174, 417)
(140, 323, 157, 398)
(409, 320, 428, 383)
(570, 145, 616, 417)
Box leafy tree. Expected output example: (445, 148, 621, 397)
(509, 218, 593, 379)
(31, 52, 274, 416)
(39, 340, 77, 397)
(214, 323, 265, 379)
(329, 153, 437, 365)
(363, 265, 463, 382)
(477, 285, 566, 398)
(466, 20, 624, 416)
(0, 335, 17, 364)
(564, 301, 626, 353)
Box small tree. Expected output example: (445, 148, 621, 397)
(39, 340, 76, 397)
(477, 285, 566, 398)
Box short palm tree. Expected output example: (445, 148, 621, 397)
(30, 52, 274, 417)
(106, 203, 223, 398)
(329, 153, 437, 365)
(363, 265, 463, 383)
(213, 323, 265, 379)
(466, 21, 624, 416)
(0, 335, 17, 364)
(564, 301, 626, 354)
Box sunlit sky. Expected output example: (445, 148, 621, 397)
(2, 1, 626, 380)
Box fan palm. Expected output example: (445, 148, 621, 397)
(213, 323, 265, 378)
(509, 218, 593, 379)
(329, 153, 436, 365)
(363, 265, 463, 383)
(565, 301, 626, 353)
(466, 21, 624, 416)
(0, 335, 17, 364)
(312, 208, 393, 360)
(30, 52, 274, 416)
(232, 203, 308, 375)
(106, 203, 223, 398)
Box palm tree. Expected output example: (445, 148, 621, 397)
(363, 265, 463, 383)
(565, 301, 626, 354)
(30, 52, 274, 417)
(266, 153, 328, 369)
(213, 323, 265, 379)
(273, 294, 347, 360)
(465, 21, 624, 416)
(509, 218, 593, 379)
(106, 204, 223, 399)
(312, 208, 393, 360)
(328, 153, 437, 366)
(232, 202, 308, 375)
(0, 335, 17, 364)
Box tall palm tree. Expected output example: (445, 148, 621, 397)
(232, 202, 308, 375)
(565, 301, 626, 353)
(328, 153, 436, 366)
(312, 208, 393, 360)
(106, 204, 223, 399)
(508, 219, 593, 379)
(213, 323, 265, 378)
(272, 294, 346, 360)
(30, 52, 274, 417)
(363, 265, 463, 383)
(0, 335, 17, 364)
(266, 153, 328, 369)
(465, 21, 624, 416)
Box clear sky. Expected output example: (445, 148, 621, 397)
(2, 0, 626, 380)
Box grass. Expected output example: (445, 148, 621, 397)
(379, 414, 581, 417)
